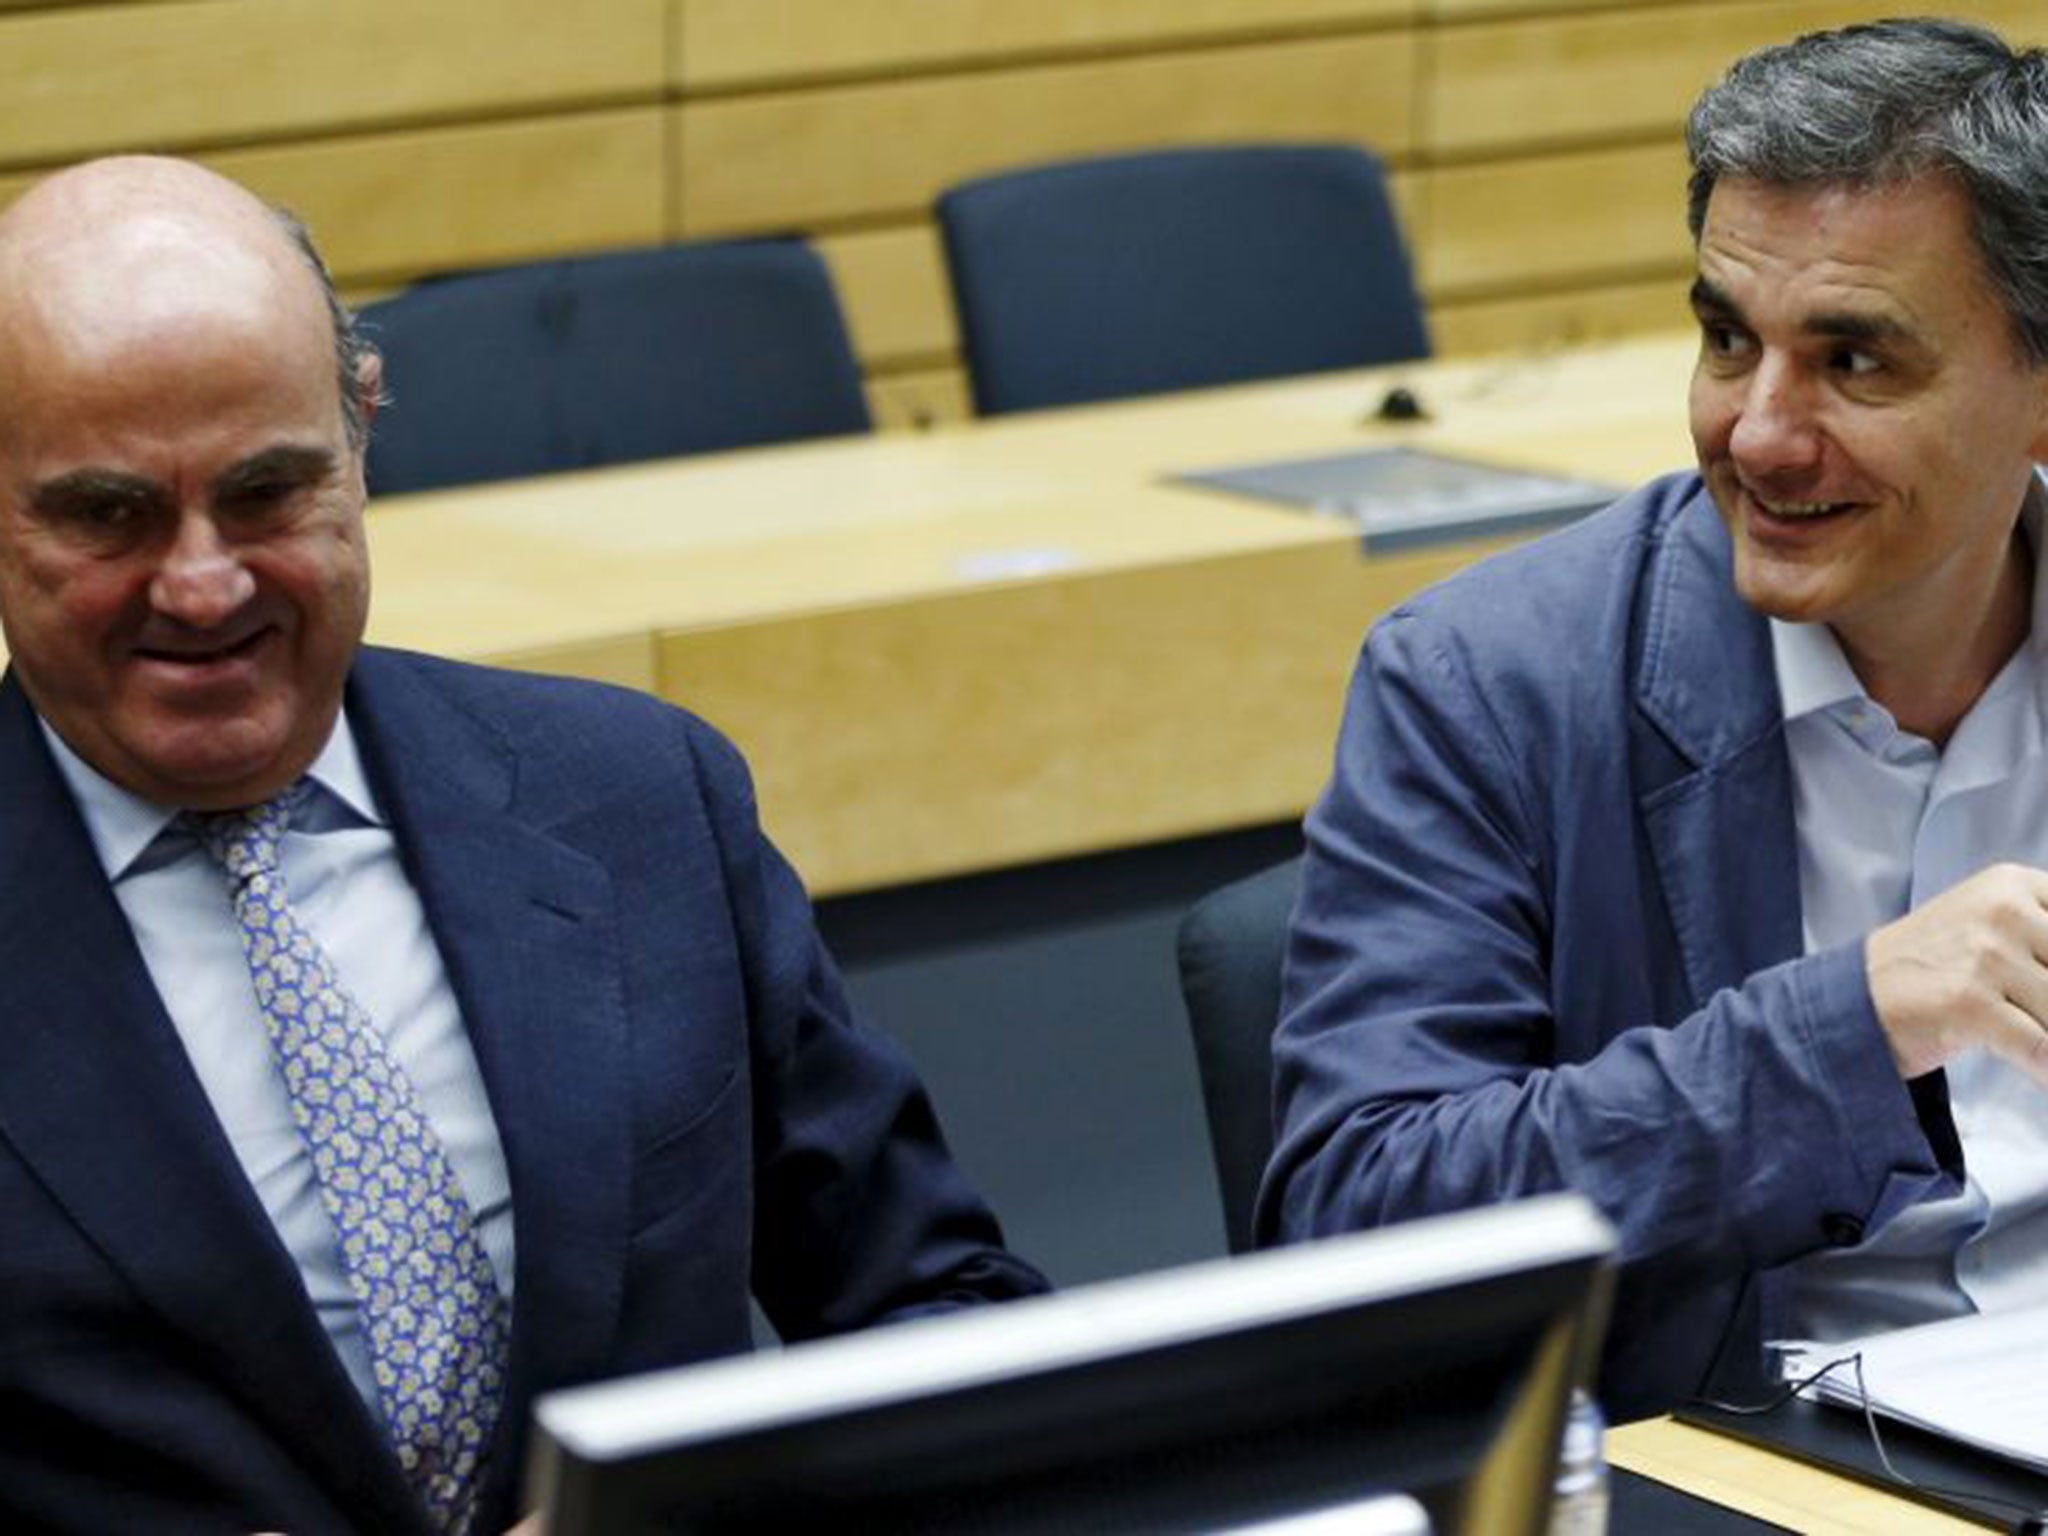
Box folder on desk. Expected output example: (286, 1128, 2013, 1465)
(1172, 445, 1618, 553)
(1680, 1305, 2048, 1530)
(1778, 1305, 2048, 1475)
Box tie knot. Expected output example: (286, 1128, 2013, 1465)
(189, 792, 294, 883)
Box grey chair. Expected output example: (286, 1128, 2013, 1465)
(1174, 857, 1302, 1254)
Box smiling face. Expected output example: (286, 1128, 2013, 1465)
(0, 160, 376, 810)
(1688, 175, 2048, 674)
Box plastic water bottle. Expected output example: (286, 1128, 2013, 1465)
(1549, 1388, 1610, 1536)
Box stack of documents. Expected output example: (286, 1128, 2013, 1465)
(1778, 1304, 2048, 1474)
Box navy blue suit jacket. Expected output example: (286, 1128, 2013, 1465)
(0, 647, 1044, 1533)
(1264, 474, 1961, 1421)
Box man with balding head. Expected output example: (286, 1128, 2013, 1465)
(0, 157, 1044, 1534)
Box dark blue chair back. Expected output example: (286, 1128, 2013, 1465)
(938, 144, 1429, 416)
(1175, 857, 1302, 1255)
(362, 239, 870, 496)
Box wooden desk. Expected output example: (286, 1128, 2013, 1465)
(1611, 1417, 1990, 1532)
(364, 333, 1700, 896)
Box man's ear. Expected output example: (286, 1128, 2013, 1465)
(354, 347, 383, 436)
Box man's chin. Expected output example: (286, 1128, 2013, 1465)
(100, 721, 318, 810)
(1728, 585, 1843, 626)
(1729, 544, 1850, 626)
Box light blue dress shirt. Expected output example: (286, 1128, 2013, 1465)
(1778, 483, 2048, 1340)
(43, 714, 517, 1416)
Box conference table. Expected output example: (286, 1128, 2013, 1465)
(1609, 1416, 1992, 1532)
(364, 330, 1703, 899)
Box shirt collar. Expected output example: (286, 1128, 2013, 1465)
(1770, 469, 2048, 725)
(41, 712, 386, 883)
(1769, 617, 1864, 723)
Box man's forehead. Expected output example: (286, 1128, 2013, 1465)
(0, 165, 352, 483)
(0, 212, 340, 468)
(1692, 176, 1973, 318)
(13, 215, 299, 331)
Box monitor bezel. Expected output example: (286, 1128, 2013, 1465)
(529, 1193, 1614, 1534)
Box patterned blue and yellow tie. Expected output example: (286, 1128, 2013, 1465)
(194, 791, 507, 1534)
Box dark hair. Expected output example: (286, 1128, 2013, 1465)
(1686, 16, 2048, 365)
(270, 206, 382, 447)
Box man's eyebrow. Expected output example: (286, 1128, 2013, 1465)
(1688, 277, 1741, 321)
(1689, 276, 1919, 351)
(29, 467, 169, 520)
(1801, 310, 1917, 349)
(213, 444, 339, 499)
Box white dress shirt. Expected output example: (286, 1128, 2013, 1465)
(1779, 485, 2048, 1340)
(44, 714, 516, 1416)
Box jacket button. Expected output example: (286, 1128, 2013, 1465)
(1822, 1213, 1865, 1248)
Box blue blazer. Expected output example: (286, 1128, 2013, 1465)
(1263, 473, 1960, 1421)
(0, 648, 1044, 1534)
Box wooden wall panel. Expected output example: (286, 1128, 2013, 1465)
(199, 109, 667, 290)
(866, 365, 973, 432)
(1430, 1, 1852, 156)
(8, 0, 2042, 432)
(1428, 274, 1689, 359)
(0, 169, 35, 214)
(0, 0, 216, 13)
(673, 33, 1419, 236)
(1427, 0, 1695, 15)
(0, 0, 665, 166)
(1428, 0, 2048, 157)
(676, 0, 1416, 90)
(815, 222, 956, 366)
(1954, 0, 2048, 46)
(1418, 141, 1691, 299)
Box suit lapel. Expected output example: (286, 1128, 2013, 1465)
(346, 652, 634, 1487)
(1632, 489, 1805, 1006)
(0, 674, 430, 1532)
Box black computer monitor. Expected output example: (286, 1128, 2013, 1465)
(527, 1193, 1614, 1534)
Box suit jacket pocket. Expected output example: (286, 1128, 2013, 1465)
(628, 1057, 745, 1240)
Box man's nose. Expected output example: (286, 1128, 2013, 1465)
(1727, 356, 1824, 481)
(150, 513, 255, 628)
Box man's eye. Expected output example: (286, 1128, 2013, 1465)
(1699, 321, 1753, 360)
(219, 481, 301, 517)
(66, 499, 138, 531)
(1830, 347, 1882, 377)
(26, 471, 172, 535)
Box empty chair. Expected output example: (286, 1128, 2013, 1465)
(361, 239, 870, 495)
(937, 145, 1428, 416)
(1175, 857, 1302, 1255)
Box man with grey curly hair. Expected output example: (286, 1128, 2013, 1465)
(1267, 16, 2048, 1417)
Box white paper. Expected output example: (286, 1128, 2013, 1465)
(952, 545, 1080, 581)
(1778, 1304, 2048, 1474)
